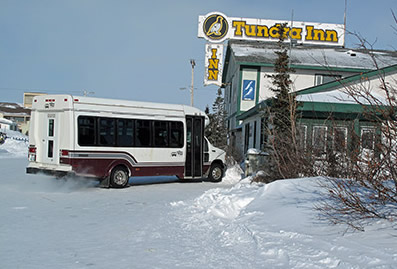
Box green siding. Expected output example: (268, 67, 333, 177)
(237, 68, 243, 118)
(255, 70, 261, 105)
(300, 101, 364, 114)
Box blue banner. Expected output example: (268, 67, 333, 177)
(242, 79, 255, 100)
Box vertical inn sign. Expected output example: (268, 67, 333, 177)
(204, 43, 224, 86)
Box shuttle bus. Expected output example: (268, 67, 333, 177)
(26, 95, 226, 188)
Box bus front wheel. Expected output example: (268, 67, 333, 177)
(110, 166, 129, 188)
(208, 163, 224, 182)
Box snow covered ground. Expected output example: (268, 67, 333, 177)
(1, 139, 396, 268)
(0, 129, 28, 158)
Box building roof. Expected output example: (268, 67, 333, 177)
(224, 40, 397, 74)
(237, 63, 397, 121)
(0, 102, 31, 116)
(0, 117, 15, 125)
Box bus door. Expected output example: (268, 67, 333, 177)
(185, 116, 204, 178)
(42, 113, 58, 165)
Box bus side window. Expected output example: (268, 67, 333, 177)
(78, 116, 96, 146)
(169, 121, 184, 148)
(136, 120, 151, 147)
(154, 121, 169, 147)
(117, 119, 134, 147)
(99, 118, 115, 146)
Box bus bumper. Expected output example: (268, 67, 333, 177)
(26, 162, 74, 178)
(26, 167, 73, 178)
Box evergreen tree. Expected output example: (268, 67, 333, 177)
(205, 88, 228, 150)
(269, 23, 295, 136)
(260, 23, 299, 181)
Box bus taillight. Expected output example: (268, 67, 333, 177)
(60, 150, 70, 164)
(28, 145, 36, 162)
(60, 150, 69, 157)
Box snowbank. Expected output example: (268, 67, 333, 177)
(0, 131, 28, 158)
(220, 163, 244, 185)
(172, 176, 397, 268)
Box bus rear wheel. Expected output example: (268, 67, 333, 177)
(208, 163, 224, 182)
(110, 166, 129, 188)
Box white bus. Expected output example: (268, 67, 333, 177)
(26, 95, 226, 188)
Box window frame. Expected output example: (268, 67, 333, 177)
(314, 74, 342, 86)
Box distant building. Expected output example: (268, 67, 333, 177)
(0, 102, 31, 134)
(23, 92, 46, 108)
(0, 117, 18, 131)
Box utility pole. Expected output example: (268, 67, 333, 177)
(343, 0, 347, 48)
(190, 59, 196, 107)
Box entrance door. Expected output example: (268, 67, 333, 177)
(42, 113, 58, 164)
(185, 116, 204, 178)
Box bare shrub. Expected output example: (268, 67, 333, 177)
(315, 30, 397, 230)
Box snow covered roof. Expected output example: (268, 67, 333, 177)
(297, 90, 376, 104)
(227, 40, 397, 71)
(0, 102, 31, 116)
(0, 117, 15, 125)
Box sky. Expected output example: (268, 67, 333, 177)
(0, 0, 396, 111)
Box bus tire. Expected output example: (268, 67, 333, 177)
(208, 163, 224, 182)
(110, 166, 129, 188)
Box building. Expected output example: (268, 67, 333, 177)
(23, 92, 47, 108)
(221, 39, 397, 155)
(0, 117, 18, 131)
(0, 102, 31, 134)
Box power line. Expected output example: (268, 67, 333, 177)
(0, 87, 82, 94)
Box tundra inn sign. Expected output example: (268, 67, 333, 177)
(198, 12, 345, 46)
(198, 12, 346, 86)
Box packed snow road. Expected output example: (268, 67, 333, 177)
(0, 157, 235, 269)
(1, 140, 397, 268)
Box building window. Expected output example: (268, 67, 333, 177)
(333, 127, 348, 153)
(296, 124, 307, 150)
(361, 128, 375, 150)
(315, 74, 342, 86)
(312, 126, 327, 156)
(244, 123, 250, 153)
(260, 118, 268, 150)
